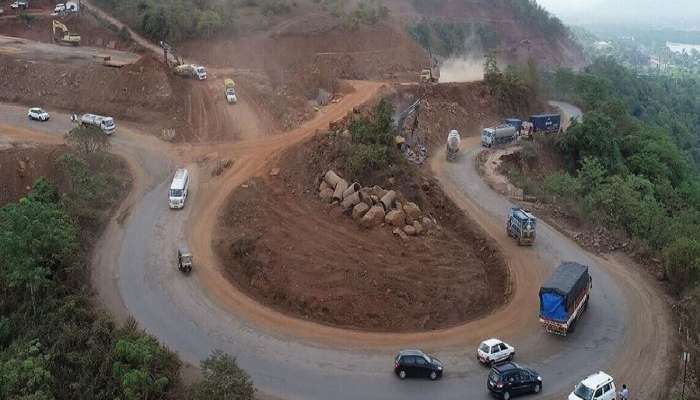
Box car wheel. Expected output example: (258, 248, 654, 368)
(429, 371, 437, 381)
(503, 391, 511, 400)
(533, 384, 541, 394)
(398, 370, 407, 380)
(508, 353, 514, 361)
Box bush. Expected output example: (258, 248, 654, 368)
(65, 125, 110, 154)
(663, 238, 700, 288)
(190, 350, 256, 400)
(347, 143, 391, 177)
(260, 0, 291, 16)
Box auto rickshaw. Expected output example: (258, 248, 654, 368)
(177, 246, 193, 273)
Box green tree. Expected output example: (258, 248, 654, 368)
(190, 350, 256, 400)
(65, 125, 110, 154)
(195, 10, 223, 38)
(0, 339, 54, 400)
(663, 238, 700, 287)
(111, 334, 178, 400)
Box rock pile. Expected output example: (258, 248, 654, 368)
(318, 170, 435, 239)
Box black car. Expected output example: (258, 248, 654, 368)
(487, 362, 542, 400)
(394, 349, 444, 381)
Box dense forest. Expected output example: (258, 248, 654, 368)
(542, 58, 700, 288)
(0, 128, 254, 400)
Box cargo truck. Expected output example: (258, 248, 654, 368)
(174, 64, 207, 80)
(539, 262, 592, 335)
(224, 79, 237, 104)
(529, 114, 561, 133)
(446, 130, 461, 161)
(80, 114, 116, 135)
(504, 118, 523, 134)
(481, 124, 517, 147)
(506, 207, 536, 245)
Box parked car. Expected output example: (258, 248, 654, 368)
(487, 362, 542, 400)
(54, 3, 65, 12)
(568, 371, 616, 400)
(10, 1, 28, 9)
(477, 338, 515, 366)
(27, 107, 50, 121)
(394, 349, 443, 381)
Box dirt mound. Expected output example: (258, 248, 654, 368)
(0, 144, 68, 206)
(213, 132, 509, 332)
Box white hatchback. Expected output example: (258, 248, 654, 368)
(569, 371, 616, 400)
(477, 338, 515, 366)
(28, 107, 50, 121)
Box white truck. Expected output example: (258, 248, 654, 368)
(174, 64, 207, 80)
(481, 124, 517, 147)
(80, 114, 116, 135)
(446, 130, 461, 161)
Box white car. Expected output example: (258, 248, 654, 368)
(10, 1, 27, 9)
(477, 338, 515, 366)
(54, 3, 65, 12)
(569, 371, 616, 400)
(28, 107, 50, 121)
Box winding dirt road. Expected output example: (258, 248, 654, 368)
(0, 95, 674, 399)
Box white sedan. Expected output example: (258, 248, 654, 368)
(54, 3, 66, 13)
(28, 107, 50, 121)
(477, 338, 515, 366)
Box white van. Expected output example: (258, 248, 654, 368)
(168, 168, 189, 209)
(569, 371, 616, 400)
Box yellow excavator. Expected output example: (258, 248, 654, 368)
(52, 20, 80, 46)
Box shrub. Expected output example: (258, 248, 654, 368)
(190, 350, 256, 400)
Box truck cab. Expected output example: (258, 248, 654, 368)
(169, 168, 190, 209)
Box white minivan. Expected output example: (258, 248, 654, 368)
(569, 371, 616, 400)
(168, 168, 189, 209)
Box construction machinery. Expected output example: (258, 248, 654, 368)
(419, 47, 440, 83)
(52, 20, 80, 46)
(224, 79, 237, 104)
(446, 130, 461, 162)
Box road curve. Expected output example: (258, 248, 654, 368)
(0, 99, 673, 400)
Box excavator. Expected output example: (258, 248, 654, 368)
(52, 20, 80, 46)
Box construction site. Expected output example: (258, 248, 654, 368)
(0, 0, 693, 399)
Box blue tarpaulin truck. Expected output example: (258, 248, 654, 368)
(539, 262, 591, 336)
(530, 114, 561, 133)
(506, 207, 536, 245)
(504, 118, 523, 133)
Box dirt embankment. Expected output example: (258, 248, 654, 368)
(0, 144, 69, 206)
(213, 119, 510, 332)
(0, 13, 137, 52)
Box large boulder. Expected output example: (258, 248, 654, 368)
(319, 188, 334, 202)
(403, 225, 417, 236)
(403, 202, 422, 223)
(384, 209, 406, 227)
(413, 220, 424, 235)
(352, 202, 370, 220)
(360, 205, 385, 228)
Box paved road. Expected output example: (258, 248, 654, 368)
(0, 100, 673, 400)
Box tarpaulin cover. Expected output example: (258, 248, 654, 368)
(540, 292, 568, 322)
(539, 262, 590, 319)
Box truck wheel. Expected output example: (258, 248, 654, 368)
(568, 317, 577, 334)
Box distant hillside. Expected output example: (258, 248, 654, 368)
(389, 0, 585, 68)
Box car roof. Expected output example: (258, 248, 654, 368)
(493, 362, 522, 373)
(481, 338, 503, 347)
(580, 371, 614, 388)
(398, 349, 426, 357)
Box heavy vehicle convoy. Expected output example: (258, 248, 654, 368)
(506, 208, 536, 245)
(539, 262, 592, 335)
(481, 124, 517, 147)
(529, 113, 561, 133)
(446, 129, 461, 161)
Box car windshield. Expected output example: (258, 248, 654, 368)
(574, 383, 595, 400)
(488, 370, 500, 382)
(479, 343, 490, 353)
(170, 189, 183, 197)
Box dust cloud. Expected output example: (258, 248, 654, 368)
(438, 57, 485, 83)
